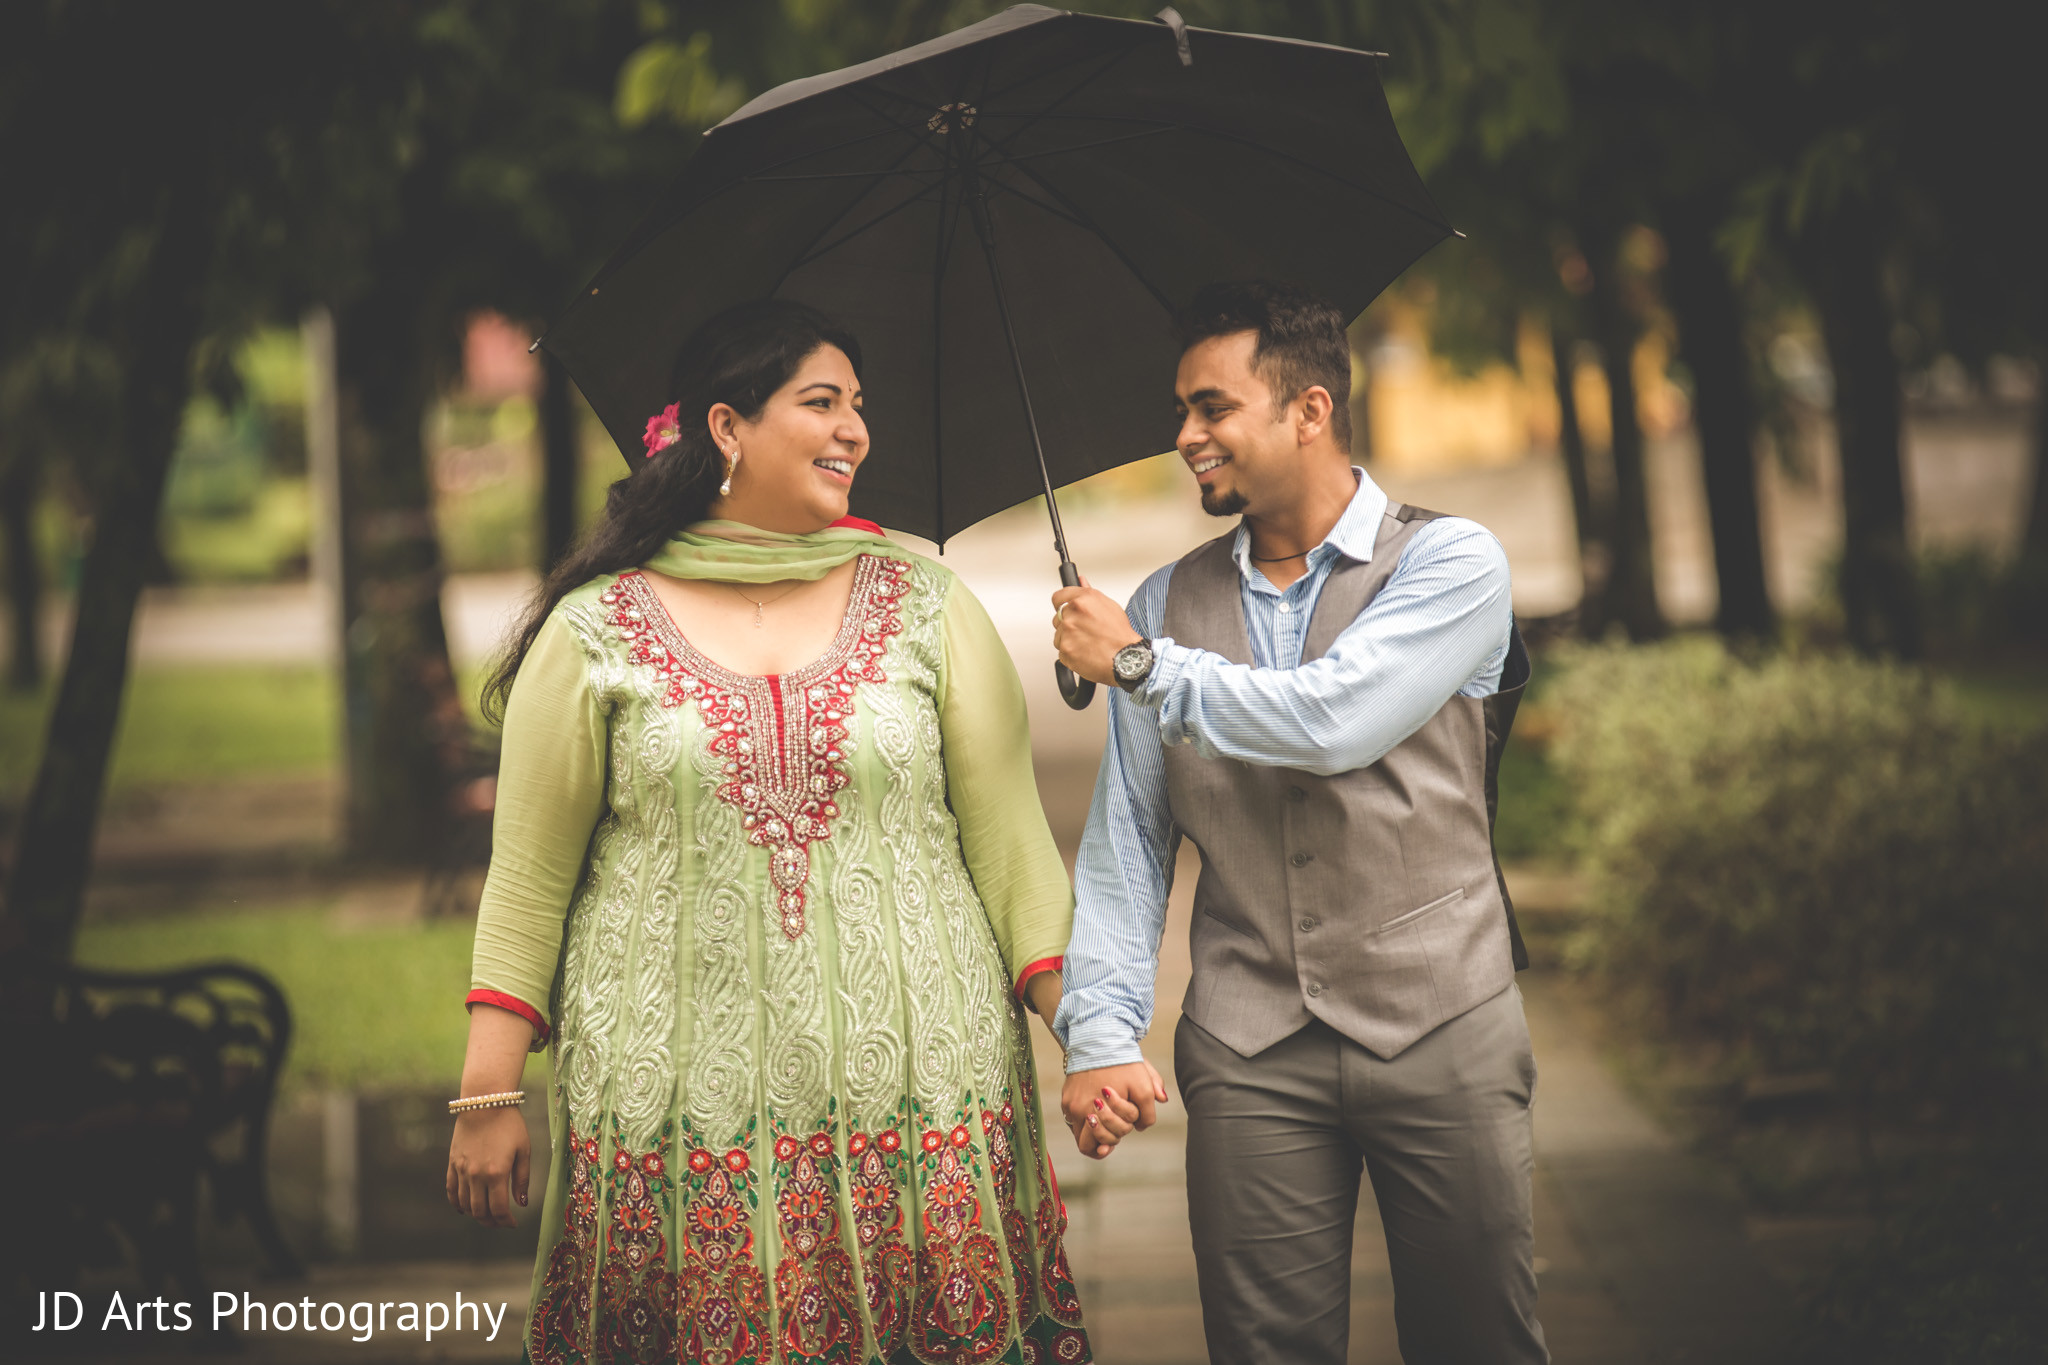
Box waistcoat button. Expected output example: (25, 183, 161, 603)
(1286, 785, 1306, 801)
(1290, 851, 1312, 867)
(1307, 983, 1324, 997)
(1298, 917, 1317, 932)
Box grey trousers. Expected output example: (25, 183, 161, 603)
(1176, 984, 1549, 1365)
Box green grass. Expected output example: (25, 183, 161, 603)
(1, 664, 336, 799)
(163, 478, 312, 582)
(1943, 664, 2048, 731)
(73, 904, 547, 1094)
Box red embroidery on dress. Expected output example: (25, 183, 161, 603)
(596, 1123, 676, 1363)
(529, 1126, 602, 1365)
(770, 1122, 862, 1363)
(847, 1125, 915, 1355)
(911, 1114, 1014, 1363)
(601, 555, 910, 940)
(675, 1117, 770, 1365)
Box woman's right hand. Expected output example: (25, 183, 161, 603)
(446, 1001, 541, 1228)
(446, 1106, 532, 1228)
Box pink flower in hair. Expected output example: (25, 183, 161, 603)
(641, 402, 682, 457)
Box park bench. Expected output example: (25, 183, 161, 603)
(3, 961, 303, 1310)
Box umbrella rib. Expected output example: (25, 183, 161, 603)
(983, 152, 1180, 317)
(746, 166, 950, 182)
(721, 123, 911, 182)
(1176, 121, 1452, 236)
(979, 114, 1452, 237)
(975, 44, 1145, 155)
(746, 128, 1171, 183)
(990, 125, 1177, 164)
(782, 182, 949, 274)
(760, 136, 934, 292)
(978, 177, 1094, 232)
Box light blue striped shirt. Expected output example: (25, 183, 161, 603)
(1052, 467, 1514, 1071)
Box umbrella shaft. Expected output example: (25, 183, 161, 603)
(970, 186, 1074, 573)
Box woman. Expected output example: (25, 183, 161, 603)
(447, 301, 1090, 1365)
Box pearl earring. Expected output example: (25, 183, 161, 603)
(720, 448, 738, 497)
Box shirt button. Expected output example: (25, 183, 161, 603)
(1277, 602, 1292, 614)
(1290, 851, 1312, 867)
(1298, 917, 1317, 932)
(1307, 983, 1324, 997)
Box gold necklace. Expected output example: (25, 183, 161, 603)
(726, 580, 804, 628)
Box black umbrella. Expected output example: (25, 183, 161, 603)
(538, 4, 1451, 706)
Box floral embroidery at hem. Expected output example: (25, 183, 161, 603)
(1015, 1317, 1093, 1365)
(677, 1117, 770, 1365)
(1034, 1200, 1084, 1328)
(529, 1124, 602, 1365)
(910, 1111, 1013, 1364)
(847, 1122, 915, 1357)
(767, 1114, 864, 1364)
(602, 556, 909, 939)
(597, 1119, 676, 1363)
(527, 1094, 1088, 1365)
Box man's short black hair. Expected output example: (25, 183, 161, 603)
(1177, 280, 1352, 453)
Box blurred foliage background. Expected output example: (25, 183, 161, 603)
(2, 1, 2043, 1354)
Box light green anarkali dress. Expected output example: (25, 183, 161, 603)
(468, 521, 1089, 1365)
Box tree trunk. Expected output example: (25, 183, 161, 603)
(332, 277, 467, 864)
(539, 350, 579, 572)
(1796, 214, 1920, 657)
(1662, 206, 1775, 641)
(1552, 328, 1611, 635)
(1586, 229, 1665, 641)
(1, 447, 42, 691)
(2, 209, 208, 965)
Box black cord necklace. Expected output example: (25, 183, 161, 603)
(1249, 548, 1310, 563)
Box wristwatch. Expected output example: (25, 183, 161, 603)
(1111, 638, 1156, 693)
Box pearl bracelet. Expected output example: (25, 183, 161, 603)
(448, 1090, 525, 1115)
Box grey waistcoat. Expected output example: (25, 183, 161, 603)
(1162, 502, 1531, 1060)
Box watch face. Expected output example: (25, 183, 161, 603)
(1115, 644, 1150, 681)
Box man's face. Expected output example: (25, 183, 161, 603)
(1173, 332, 1300, 518)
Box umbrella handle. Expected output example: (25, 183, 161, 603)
(1057, 561, 1097, 710)
(1057, 662, 1095, 710)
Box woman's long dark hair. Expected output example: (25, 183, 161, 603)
(480, 299, 862, 723)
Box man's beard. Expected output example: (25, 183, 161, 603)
(1200, 485, 1248, 517)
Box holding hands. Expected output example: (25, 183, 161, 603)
(1061, 1061, 1168, 1160)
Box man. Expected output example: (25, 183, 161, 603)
(1050, 280, 1545, 1365)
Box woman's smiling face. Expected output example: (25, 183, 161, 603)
(709, 343, 868, 533)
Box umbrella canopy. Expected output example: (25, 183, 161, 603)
(539, 3, 1451, 546)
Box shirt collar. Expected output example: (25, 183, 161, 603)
(1230, 466, 1388, 579)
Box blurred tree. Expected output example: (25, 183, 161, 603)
(0, 2, 329, 962)
(0, 438, 42, 691)
(1715, 0, 2028, 656)
(288, 1, 688, 864)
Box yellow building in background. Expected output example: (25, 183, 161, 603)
(1360, 302, 1689, 473)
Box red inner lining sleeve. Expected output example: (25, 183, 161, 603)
(467, 989, 551, 1049)
(1014, 956, 1063, 1000)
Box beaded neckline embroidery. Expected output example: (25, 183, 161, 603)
(601, 556, 910, 938)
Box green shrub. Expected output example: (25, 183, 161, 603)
(1803, 1154, 2048, 1364)
(1546, 638, 2048, 1121)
